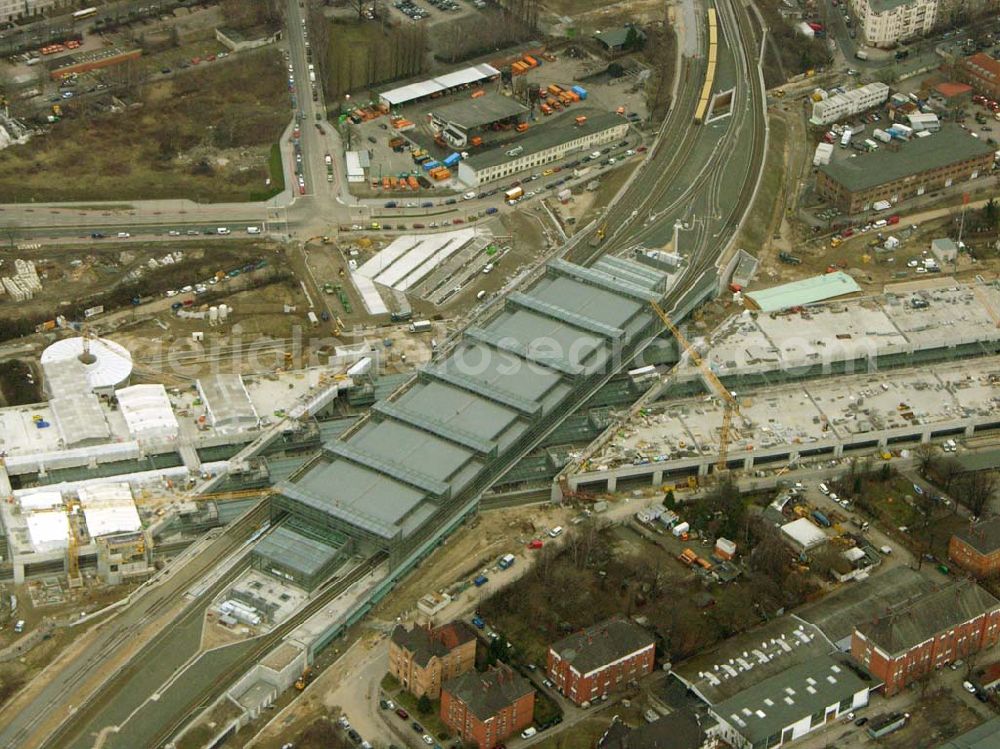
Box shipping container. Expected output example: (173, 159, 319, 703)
(410, 319, 432, 333)
(811, 510, 831, 528)
(308, 311, 319, 327)
(571, 85, 588, 100)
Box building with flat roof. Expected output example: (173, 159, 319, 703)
(547, 617, 656, 705)
(709, 654, 869, 749)
(457, 110, 628, 186)
(250, 523, 349, 591)
(958, 53, 1000, 100)
(440, 665, 535, 749)
(815, 124, 995, 213)
(744, 272, 861, 311)
(430, 95, 529, 148)
(949, 517, 1000, 577)
(851, 579, 1000, 695)
(850, 0, 936, 47)
(390, 620, 478, 699)
(810, 82, 889, 126)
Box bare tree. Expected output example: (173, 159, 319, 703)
(914, 443, 940, 479)
(955, 471, 999, 519)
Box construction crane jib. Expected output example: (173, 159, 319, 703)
(648, 301, 739, 471)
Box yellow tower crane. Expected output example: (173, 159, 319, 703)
(649, 300, 740, 472)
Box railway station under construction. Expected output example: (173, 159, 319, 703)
(268, 256, 684, 575)
(562, 279, 1000, 494)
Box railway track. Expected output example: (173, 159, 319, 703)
(21, 503, 270, 749)
(147, 552, 386, 749)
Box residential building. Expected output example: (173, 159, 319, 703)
(0, 0, 58, 23)
(389, 621, 477, 699)
(547, 617, 655, 705)
(440, 665, 535, 749)
(708, 654, 869, 749)
(850, 580, 1000, 695)
(815, 123, 995, 213)
(810, 82, 890, 126)
(598, 712, 717, 749)
(457, 110, 628, 187)
(851, 0, 937, 47)
(959, 53, 1000, 100)
(949, 517, 1000, 577)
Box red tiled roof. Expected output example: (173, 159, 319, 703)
(934, 81, 972, 98)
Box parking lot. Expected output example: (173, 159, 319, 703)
(387, 0, 482, 24)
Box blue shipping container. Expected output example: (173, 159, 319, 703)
(422, 160, 441, 172)
(571, 85, 588, 100)
(443, 153, 460, 167)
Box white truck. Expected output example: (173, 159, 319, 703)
(410, 319, 432, 333)
(307, 311, 319, 327)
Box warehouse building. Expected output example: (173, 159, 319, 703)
(430, 95, 529, 148)
(958, 53, 1000, 100)
(815, 124, 995, 213)
(457, 110, 628, 186)
(851, 580, 1000, 695)
(677, 619, 870, 749)
(810, 82, 889, 125)
(850, 0, 937, 48)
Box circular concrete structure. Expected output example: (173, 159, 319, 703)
(41, 336, 133, 394)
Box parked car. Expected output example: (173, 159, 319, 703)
(396, 708, 409, 719)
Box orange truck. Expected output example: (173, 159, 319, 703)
(516, 122, 529, 132)
(523, 55, 538, 67)
(547, 84, 562, 95)
(540, 103, 552, 115)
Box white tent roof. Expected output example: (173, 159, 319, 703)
(116, 384, 179, 441)
(26, 510, 70, 551)
(20, 491, 63, 512)
(79, 483, 141, 538)
(379, 64, 499, 106)
(781, 517, 828, 550)
(41, 337, 133, 393)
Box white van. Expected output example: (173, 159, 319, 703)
(548, 526, 563, 538)
(246, 226, 261, 234)
(13, 620, 25, 633)
(217, 227, 231, 235)
(116, 231, 131, 239)
(819, 483, 830, 495)
(476, 290, 487, 300)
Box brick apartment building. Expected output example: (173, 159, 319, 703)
(959, 53, 1000, 100)
(389, 621, 477, 699)
(547, 617, 655, 705)
(850, 580, 1000, 695)
(440, 665, 535, 749)
(950, 518, 1000, 577)
(815, 123, 995, 214)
